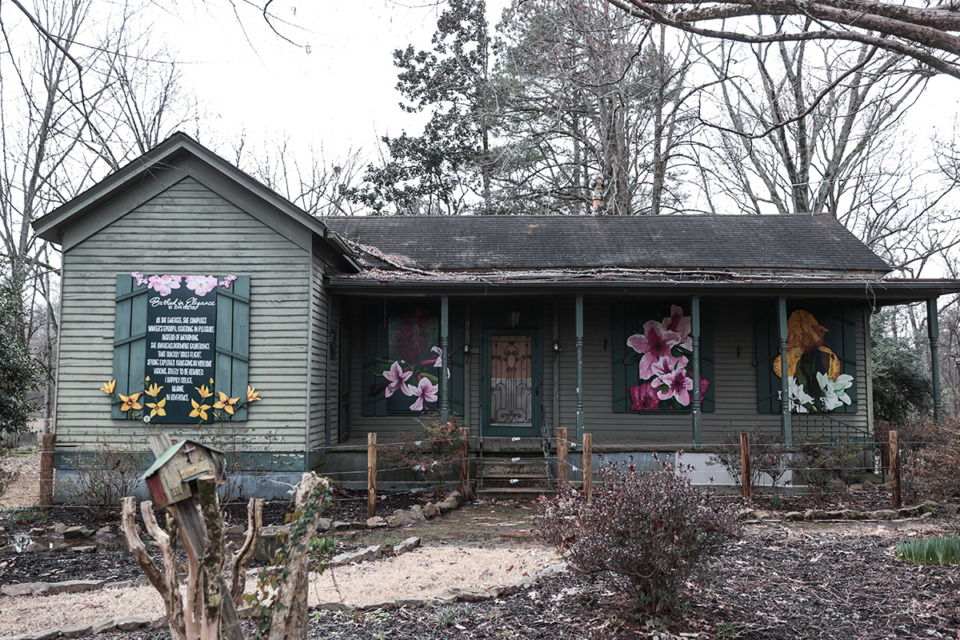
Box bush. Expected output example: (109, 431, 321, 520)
(378, 413, 465, 490)
(709, 428, 792, 493)
(535, 455, 741, 616)
(0, 267, 44, 437)
(65, 436, 142, 506)
(902, 416, 960, 501)
(789, 437, 864, 499)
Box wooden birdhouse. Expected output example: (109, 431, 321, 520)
(142, 440, 226, 509)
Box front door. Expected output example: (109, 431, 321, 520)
(483, 330, 539, 436)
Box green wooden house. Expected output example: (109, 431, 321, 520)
(33, 133, 960, 499)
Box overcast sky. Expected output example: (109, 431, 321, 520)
(156, 1, 507, 163)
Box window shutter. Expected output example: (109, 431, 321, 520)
(610, 301, 631, 413)
(361, 306, 388, 417)
(699, 301, 716, 413)
(113, 275, 149, 419)
(450, 304, 466, 416)
(216, 276, 250, 420)
(755, 301, 779, 414)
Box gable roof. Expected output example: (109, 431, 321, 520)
(324, 214, 892, 274)
(33, 133, 356, 263)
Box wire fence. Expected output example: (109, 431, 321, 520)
(4, 429, 928, 511)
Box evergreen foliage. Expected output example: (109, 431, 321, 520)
(345, 0, 493, 215)
(870, 311, 932, 425)
(0, 265, 44, 436)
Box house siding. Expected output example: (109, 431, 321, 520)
(55, 177, 312, 466)
(308, 240, 336, 458)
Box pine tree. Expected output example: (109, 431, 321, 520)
(347, 0, 493, 215)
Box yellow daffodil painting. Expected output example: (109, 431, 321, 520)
(119, 392, 143, 412)
(146, 397, 167, 418)
(774, 309, 853, 413)
(213, 392, 240, 415)
(189, 398, 211, 421)
(99, 376, 261, 423)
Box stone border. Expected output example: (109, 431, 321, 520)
(0, 615, 156, 640)
(738, 500, 946, 523)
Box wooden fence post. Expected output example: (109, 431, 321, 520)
(740, 431, 751, 500)
(889, 430, 901, 509)
(583, 433, 592, 503)
(458, 427, 470, 497)
(367, 433, 377, 520)
(557, 428, 569, 484)
(39, 433, 55, 506)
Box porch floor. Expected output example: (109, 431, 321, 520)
(325, 434, 728, 453)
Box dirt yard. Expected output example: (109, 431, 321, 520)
(2, 451, 959, 639)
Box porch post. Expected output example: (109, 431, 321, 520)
(927, 297, 943, 422)
(778, 296, 793, 446)
(691, 296, 702, 447)
(576, 293, 584, 445)
(440, 295, 449, 421)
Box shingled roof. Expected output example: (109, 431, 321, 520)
(324, 215, 891, 274)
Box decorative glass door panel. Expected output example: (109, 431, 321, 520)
(488, 334, 535, 433)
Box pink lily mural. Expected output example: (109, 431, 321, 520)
(625, 304, 711, 411)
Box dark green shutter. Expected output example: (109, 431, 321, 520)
(755, 301, 779, 414)
(216, 276, 250, 420)
(450, 304, 465, 416)
(113, 275, 149, 418)
(611, 301, 630, 412)
(361, 305, 388, 417)
(699, 301, 716, 413)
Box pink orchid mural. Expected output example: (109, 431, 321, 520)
(625, 304, 711, 411)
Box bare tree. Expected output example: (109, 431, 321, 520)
(231, 136, 365, 216)
(492, 0, 701, 214)
(609, 0, 960, 80)
(0, 0, 197, 429)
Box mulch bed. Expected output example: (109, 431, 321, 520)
(0, 489, 439, 587)
(4, 492, 960, 639)
(10, 519, 953, 640)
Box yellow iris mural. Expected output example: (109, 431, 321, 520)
(773, 310, 853, 413)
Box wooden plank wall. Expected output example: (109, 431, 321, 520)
(56, 177, 312, 461)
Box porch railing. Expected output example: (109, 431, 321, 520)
(539, 402, 553, 486)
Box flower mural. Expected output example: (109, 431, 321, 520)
(625, 305, 710, 411)
(774, 309, 855, 413)
(370, 306, 453, 412)
(130, 273, 237, 297)
(99, 375, 262, 422)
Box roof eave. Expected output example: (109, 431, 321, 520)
(33, 133, 337, 251)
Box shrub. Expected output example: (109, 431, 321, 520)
(709, 428, 792, 493)
(897, 534, 960, 565)
(536, 455, 741, 616)
(65, 436, 142, 506)
(789, 437, 864, 500)
(378, 412, 465, 490)
(0, 447, 16, 499)
(902, 416, 960, 501)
